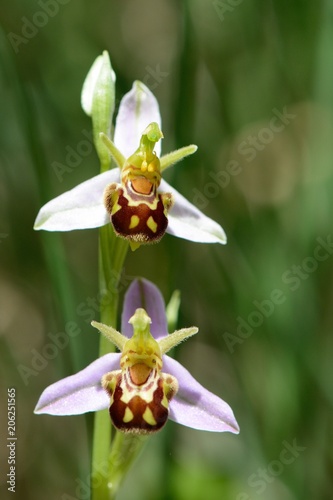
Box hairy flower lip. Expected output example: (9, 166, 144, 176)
(34, 279, 239, 435)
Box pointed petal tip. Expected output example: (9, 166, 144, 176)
(219, 232, 227, 245)
(132, 79, 147, 92)
(232, 422, 240, 434)
(225, 415, 240, 434)
(33, 403, 55, 415)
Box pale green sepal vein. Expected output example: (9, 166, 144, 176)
(100, 132, 125, 170)
(159, 327, 198, 355)
(166, 289, 181, 332)
(91, 320, 127, 352)
(160, 144, 198, 172)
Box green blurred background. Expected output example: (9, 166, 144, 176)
(1, 0, 333, 499)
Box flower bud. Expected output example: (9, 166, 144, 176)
(81, 50, 116, 171)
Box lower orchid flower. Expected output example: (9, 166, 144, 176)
(34, 279, 239, 435)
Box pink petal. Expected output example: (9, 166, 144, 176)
(164, 356, 239, 433)
(34, 353, 120, 415)
(160, 180, 227, 244)
(114, 81, 162, 158)
(34, 169, 119, 231)
(121, 279, 168, 340)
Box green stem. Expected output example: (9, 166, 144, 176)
(108, 433, 148, 499)
(91, 225, 150, 499)
(91, 224, 128, 500)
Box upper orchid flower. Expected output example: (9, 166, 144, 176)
(33, 53, 227, 249)
(34, 279, 239, 435)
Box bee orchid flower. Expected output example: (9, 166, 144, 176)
(34, 64, 226, 249)
(34, 279, 239, 435)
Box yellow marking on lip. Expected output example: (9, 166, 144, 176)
(129, 215, 140, 229)
(123, 406, 134, 423)
(110, 196, 122, 216)
(104, 183, 122, 216)
(147, 216, 158, 233)
(142, 406, 157, 426)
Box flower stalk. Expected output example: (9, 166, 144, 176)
(91, 226, 129, 500)
(81, 50, 134, 499)
(108, 433, 148, 498)
(34, 50, 238, 500)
